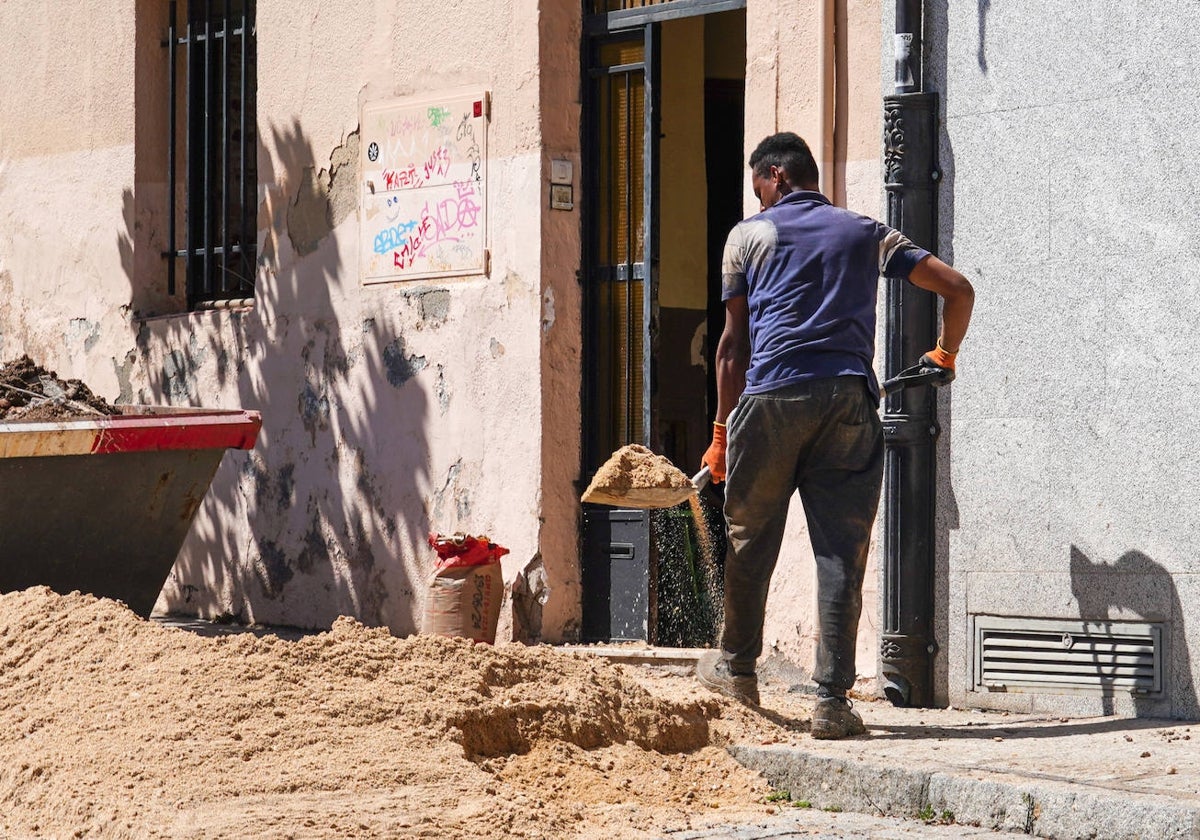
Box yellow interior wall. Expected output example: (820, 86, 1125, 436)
(657, 16, 708, 311)
(705, 9, 747, 80)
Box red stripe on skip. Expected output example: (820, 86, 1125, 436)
(90, 411, 262, 455)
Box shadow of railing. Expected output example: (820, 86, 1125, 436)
(1070, 545, 1197, 720)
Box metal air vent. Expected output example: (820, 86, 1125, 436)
(973, 616, 1162, 695)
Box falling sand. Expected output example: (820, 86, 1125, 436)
(0, 587, 820, 840)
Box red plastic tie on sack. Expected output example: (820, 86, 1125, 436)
(428, 532, 510, 570)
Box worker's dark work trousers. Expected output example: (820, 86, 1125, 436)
(720, 376, 884, 693)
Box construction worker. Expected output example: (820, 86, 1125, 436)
(695, 132, 974, 739)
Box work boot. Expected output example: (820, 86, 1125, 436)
(811, 694, 866, 739)
(696, 650, 759, 706)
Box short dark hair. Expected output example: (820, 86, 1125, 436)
(749, 132, 819, 187)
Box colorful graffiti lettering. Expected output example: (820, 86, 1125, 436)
(365, 96, 487, 277)
(373, 220, 418, 255)
(416, 192, 481, 254)
(456, 115, 483, 184)
(393, 215, 437, 270)
(380, 133, 421, 167)
(382, 164, 422, 191)
(386, 115, 425, 138)
(423, 146, 452, 182)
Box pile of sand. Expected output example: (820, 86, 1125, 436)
(581, 444, 696, 509)
(0, 587, 804, 839)
(0, 355, 120, 421)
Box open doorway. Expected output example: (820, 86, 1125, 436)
(580, 7, 746, 647)
(654, 10, 745, 477)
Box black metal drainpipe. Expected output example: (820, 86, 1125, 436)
(880, 0, 940, 707)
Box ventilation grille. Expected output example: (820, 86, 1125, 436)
(974, 617, 1162, 695)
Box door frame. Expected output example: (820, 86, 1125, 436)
(578, 0, 746, 644)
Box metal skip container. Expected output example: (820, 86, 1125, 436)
(0, 406, 261, 617)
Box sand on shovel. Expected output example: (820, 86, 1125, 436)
(581, 443, 696, 508)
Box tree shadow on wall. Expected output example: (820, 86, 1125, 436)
(1069, 545, 1198, 720)
(124, 118, 434, 635)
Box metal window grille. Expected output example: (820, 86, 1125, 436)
(163, 0, 257, 309)
(587, 0, 745, 24)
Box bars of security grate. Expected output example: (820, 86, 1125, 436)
(163, 0, 257, 309)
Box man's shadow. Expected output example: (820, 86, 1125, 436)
(1070, 545, 1198, 719)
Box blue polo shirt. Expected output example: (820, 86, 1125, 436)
(721, 190, 930, 399)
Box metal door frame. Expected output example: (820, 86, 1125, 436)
(581, 23, 660, 468)
(579, 1, 745, 643)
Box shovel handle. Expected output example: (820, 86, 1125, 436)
(880, 362, 954, 397)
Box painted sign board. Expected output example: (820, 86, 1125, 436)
(360, 91, 489, 284)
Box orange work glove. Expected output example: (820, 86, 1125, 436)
(701, 422, 728, 484)
(918, 339, 958, 382)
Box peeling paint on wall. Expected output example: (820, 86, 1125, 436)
(277, 463, 296, 511)
(511, 554, 550, 643)
(354, 448, 399, 539)
(434, 363, 449, 413)
(501, 270, 524, 308)
(302, 319, 351, 378)
(210, 310, 250, 385)
(161, 344, 209, 404)
(67, 318, 101, 353)
(541, 286, 556, 333)
(254, 539, 295, 598)
(246, 454, 300, 535)
(112, 349, 139, 404)
(295, 510, 329, 574)
(415, 289, 451, 326)
(0, 270, 16, 357)
(382, 335, 428, 388)
(287, 131, 361, 257)
(298, 380, 331, 444)
(456, 490, 472, 521)
(345, 512, 378, 575)
(432, 458, 463, 524)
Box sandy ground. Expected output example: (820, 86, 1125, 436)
(0, 587, 821, 840)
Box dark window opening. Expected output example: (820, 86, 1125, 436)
(164, 0, 257, 309)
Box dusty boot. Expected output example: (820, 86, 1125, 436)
(696, 651, 760, 706)
(810, 694, 866, 739)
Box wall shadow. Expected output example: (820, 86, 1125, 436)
(1070, 545, 1197, 720)
(119, 116, 433, 635)
(977, 0, 991, 72)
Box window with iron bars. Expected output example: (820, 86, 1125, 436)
(163, 0, 257, 310)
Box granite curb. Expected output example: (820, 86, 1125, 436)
(726, 742, 1200, 839)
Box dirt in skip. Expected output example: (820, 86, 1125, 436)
(0, 355, 120, 421)
(0, 588, 816, 840)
